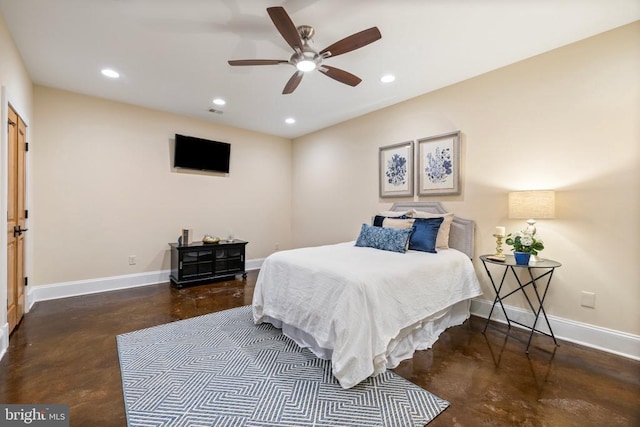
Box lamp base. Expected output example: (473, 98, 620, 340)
(524, 219, 537, 236)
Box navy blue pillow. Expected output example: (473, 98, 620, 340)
(355, 223, 412, 253)
(408, 217, 444, 253)
(373, 214, 408, 227)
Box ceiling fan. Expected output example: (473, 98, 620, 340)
(228, 6, 382, 94)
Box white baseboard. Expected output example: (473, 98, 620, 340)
(471, 298, 640, 361)
(246, 258, 264, 271)
(27, 258, 266, 310)
(27, 270, 172, 308)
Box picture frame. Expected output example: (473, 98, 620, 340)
(379, 141, 414, 198)
(416, 131, 461, 196)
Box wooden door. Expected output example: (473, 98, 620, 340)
(7, 105, 27, 333)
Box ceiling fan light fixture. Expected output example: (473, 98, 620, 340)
(296, 59, 317, 72)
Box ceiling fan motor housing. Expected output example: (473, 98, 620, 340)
(290, 25, 321, 71)
(297, 25, 315, 41)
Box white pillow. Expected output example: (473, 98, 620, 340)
(410, 209, 454, 249)
(382, 217, 415, 229)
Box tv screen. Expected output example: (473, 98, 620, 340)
(174, 134, 230, 173)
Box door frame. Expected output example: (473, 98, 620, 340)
(1, 86, 8, 355)
(1, 85, 31, 357)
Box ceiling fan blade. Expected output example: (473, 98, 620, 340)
(228, 59, 289, 66)
(283, 71, 304, 94)
(267, 7, 303, 51)
(319, 66, 362, 87)
(319, 27, 382, 58)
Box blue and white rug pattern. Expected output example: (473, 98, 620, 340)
(117, 305, 449, 426)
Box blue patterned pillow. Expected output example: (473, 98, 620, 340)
(408, 217, 444, 253)
(355, 223, 412, 253)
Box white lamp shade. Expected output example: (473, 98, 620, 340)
(508, 190, 555, 219)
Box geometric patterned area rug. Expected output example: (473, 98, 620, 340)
(116, 305, 449, 426)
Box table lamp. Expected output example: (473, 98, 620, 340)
(508, 190, 555, 236)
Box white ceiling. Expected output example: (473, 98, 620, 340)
(1, 0, 638, 139)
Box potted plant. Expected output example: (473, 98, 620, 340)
(505, 231, 544, 265)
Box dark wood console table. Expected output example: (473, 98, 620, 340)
(169, 240, 248, 288)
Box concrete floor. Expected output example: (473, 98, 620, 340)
(1, 271, 638, 426)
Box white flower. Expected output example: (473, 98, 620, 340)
(520, 235, 533, 246)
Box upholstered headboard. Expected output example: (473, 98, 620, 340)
(389, 202, 475, 259)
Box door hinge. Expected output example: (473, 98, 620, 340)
(25, 209, 29, 219)
(24, 277, 28, 287)
(25, 142, 29, 151)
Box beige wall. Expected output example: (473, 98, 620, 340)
(292, 22, 640, 335)
(0, 12, 32, 120)
(32, 87, 292, 285)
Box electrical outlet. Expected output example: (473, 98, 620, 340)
(128, 255, 136, 265)
(581, 291, 596, 308)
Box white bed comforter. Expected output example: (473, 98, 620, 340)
(252, 242, 482, 388)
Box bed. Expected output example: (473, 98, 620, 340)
(252, 202, 482, 388)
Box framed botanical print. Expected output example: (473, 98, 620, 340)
(417, 131, 461, 196)
(379, 141, 414, 198)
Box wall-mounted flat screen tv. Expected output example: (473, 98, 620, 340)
(174, 134, 231, 173)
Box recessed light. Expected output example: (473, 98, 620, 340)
(212, 98, 226, 106)
(285, 117, 296, 124)
(101, 68, 120, 79)
(380, 74, 395, 83)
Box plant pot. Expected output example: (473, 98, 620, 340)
(514, 252, 531, 265)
